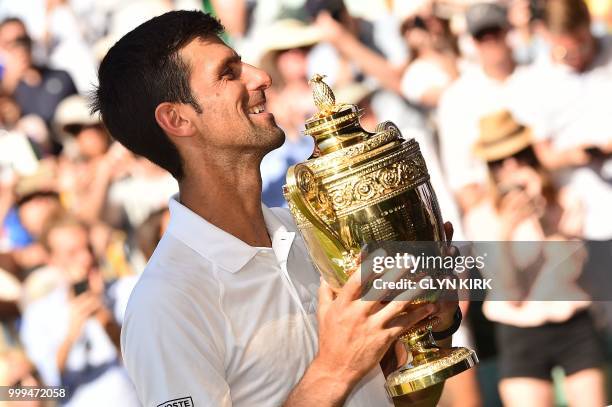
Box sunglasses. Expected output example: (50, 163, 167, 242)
(1, 34, 32, 49)
(473, 27, 505, 42)
(487, 146, 537, 170)
(401, 16, 428, 35)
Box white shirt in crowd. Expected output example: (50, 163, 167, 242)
(121, 196, 393, 407)
(20, 281, 139, 407)
(437, 64, 532, 193)
(401, 59, 454, 106)
(521, 35, 612, 240)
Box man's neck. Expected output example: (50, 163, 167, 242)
(178, 154, 272, 248)
(483, 59, 516, 82)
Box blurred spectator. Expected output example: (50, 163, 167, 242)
(467, 110, 606, 407)
(398, 7, 460, 109)
(53, 95, 176, 228)
(135, 207, 170, 261)
(0, 18, 77, 136)
(0, 266, 20, 322)
(54, 95, 110, 162)
(586, 0, 612, 34)
(315, 2, 459, 111)
(506, 0, 548, 64)
(0, 347, 45, 407)
(438, 2, 532, 213)
(258, 19, 318, 207)
(20, 214, 138, 406)
(105, 156, 178, 228)
(521, 0, 612, 241)
(206, 0, 249, 39)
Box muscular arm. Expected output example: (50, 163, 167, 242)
(283, 357, 354, 407)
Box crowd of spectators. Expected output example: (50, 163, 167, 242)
(0, 0, 611, 406)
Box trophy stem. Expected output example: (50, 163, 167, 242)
(398, 319, 441, 369)
(385, 321, 479, 397)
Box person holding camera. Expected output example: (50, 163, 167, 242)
(19, 213, 138, 406)
(464, 110, 606, 407)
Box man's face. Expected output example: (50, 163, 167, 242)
(178, 38, 285, 155)
(0, 21, 32, 69)
(473, 27, 512, 69)
(75, 125, 110, 159)
(48, 225, 94, 283)
(549, 26, 595, 72)
(18, 196, 61, 238)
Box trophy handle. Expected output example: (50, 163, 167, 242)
(285, 164, 351, 258)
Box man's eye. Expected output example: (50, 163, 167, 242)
(222, 68, 236, 80)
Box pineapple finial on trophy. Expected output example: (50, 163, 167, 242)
(308, 74, 336, 116)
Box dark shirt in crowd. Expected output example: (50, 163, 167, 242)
(13, 66, 77, 125)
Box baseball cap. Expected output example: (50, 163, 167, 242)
(466, 3, 509, 37)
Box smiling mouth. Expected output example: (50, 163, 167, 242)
(247, 103, 266, 114)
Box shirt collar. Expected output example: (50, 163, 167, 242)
(166, 195, 295, 273)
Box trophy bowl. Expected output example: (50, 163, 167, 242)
(283, 75, 478, 397)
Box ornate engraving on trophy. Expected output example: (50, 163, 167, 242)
(359, 216, 396, 242)
(284, 74, 478, 397)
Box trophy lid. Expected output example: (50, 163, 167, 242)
(304, 74, 371, 155)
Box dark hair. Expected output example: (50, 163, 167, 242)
(486, 145, 557, 208)
(16, 190, 60, 209)
(544, 0, 591, 34)
(486, 145, 541, 172)
(0, 17, 26, 30)
(91, 11, 224, 180)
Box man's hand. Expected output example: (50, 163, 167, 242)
(66, 292, 102, 343)
(316, 273, 436, 386)
(57, 291, 101, 373)
(284, 270, 435, 406)
(430, 222, 460, 334)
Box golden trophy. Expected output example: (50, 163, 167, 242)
(283, 74, 478, 397)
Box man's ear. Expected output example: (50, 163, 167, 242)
(155, 102, 197, 138)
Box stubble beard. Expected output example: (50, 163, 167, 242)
(253, 122, 285, 154)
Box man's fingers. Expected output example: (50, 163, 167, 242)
(338, 262, 365, 303)
(384, 305, 435, 333)
(361, 261, 412, 300)
(317, 277, 335, 316)
(359, 248, 387, 287)
(444, 221, 454, 242)
(373, 297, 435, 328)
(73, 293, 102, 315)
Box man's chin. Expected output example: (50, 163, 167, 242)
(257, 121, 284, 142)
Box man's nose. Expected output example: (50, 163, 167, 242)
(243, 64, 272, 91)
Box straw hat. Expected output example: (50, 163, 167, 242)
(53, 95, 100, 139)
(258, 19, 322, 55)
(333, 82, 375, 105)
(473, 110, 533, 162)
(257, 19, 322, 88)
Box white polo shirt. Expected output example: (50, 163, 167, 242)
(121, 196, 392, 407)
(437, 65, 533, 192)
(519, 35, 612, 240)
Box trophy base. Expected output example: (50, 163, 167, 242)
(385, 347, 478, 397)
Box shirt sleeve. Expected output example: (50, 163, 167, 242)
(121, 279, 231, 407)
(400, 60, 451, 104)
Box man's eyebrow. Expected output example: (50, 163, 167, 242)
(218, 53, 242, 70)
